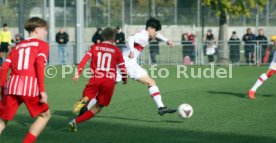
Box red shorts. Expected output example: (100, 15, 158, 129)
(0, 95, 49, 121)
(82, 78, 115, 106)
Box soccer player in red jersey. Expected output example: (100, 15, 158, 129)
(0, 17, 51, 143)
(68, 27, 127, 132)
(248, 35, 276, 99)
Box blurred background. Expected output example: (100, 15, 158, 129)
(0, 0, 275, 65)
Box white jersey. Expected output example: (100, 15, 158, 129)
(118, 29, 169, 81)
(126, 29, 168, 53)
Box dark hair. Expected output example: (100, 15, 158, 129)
(181, 33, 188, 40)
(24, 17, 48, 33)
(3, 23, 7, 27)
(232, 31, 236, 34)
(146, 18, 161, 31)
(102, 27, 116, 41)
(97, 27, 102, 31)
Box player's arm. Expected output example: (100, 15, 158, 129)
(117, 50, 128, 84)
(73, 50, 92, 83)
(35, 43, 49, 103)
(118, 63, 127, 84)
(1, 53, 12, 98)
(156, 32, 173, 48)
(127, 35, 136, 59)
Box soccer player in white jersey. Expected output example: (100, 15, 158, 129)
(248, 35, 276, 99)
(119, 18, 176, 115)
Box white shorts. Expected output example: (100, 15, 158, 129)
(269, 51, 276, 70)
(116, 48, 147, 82)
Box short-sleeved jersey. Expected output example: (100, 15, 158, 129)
(79, 41, 125, 82)
(3, 38, 49, 97)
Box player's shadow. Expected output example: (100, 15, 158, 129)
(52, 110, 181, 123)
(208, 91, 274, 98)
(262, 94, 274, 97)
(207, 91, 246, 98)
(95, 115, 182, 123)
(53, 110, 74, 117)
(3, 114, 276, 143)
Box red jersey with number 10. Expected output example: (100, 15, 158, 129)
(1, 38, 49, 97)
(77, 41, 125, 81)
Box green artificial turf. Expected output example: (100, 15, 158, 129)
(0, 65, 275, 143)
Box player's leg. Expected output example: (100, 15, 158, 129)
(69, 82, 99, 132)
(0, 95, 21, 134)
(72, 82, 98, 114)
(78, 98, 97, 116)
(23, 110, 51, 143)
(72, 96, 89, 114)
(69, 103, 102, 132)
(248, 51, 276, 99)
(3, 44, 9, 60)
(76, 103, 102, 124)
(137, 75, 176, 115)
(69, 80, 114, 132)
(0, 118, 8, 135)
(248, 69, 276, 99)
(22, 96, 50, 143)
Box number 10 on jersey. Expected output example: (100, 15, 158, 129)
(97, 52, 112, 71)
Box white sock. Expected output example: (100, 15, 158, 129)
(87, 98, 97, 110)
(148, 86, 164, 108)
(251, 73, 268, 92)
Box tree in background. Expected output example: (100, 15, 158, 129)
(202, 0, 267, 64)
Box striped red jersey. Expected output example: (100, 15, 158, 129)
(1, 38, 49, 97)
(77, 41, 126, 81)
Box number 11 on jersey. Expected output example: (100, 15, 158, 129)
(18, 47, 31, 70)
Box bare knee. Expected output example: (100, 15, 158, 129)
(90, 103, 103, 114)
(39, 110, 51, 120)
(137, 76, 156, 86)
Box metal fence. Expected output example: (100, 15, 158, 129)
(1, 0, 276, 27)
(48, 42, 275, 66)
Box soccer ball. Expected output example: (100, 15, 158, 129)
(177, 103, 193, 119)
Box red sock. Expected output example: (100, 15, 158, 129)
(76, 110, 94, 124)
(267, 69, 276, 78)
(23, 132, 37, 143)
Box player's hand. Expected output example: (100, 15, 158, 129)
(40, 92, 48, 103)
(73, 73, 80, 83)
(128, 51, 134, 59)
(166, 40, 174, 48)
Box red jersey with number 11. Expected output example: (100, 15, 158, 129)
(1, 38, 49, 97)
